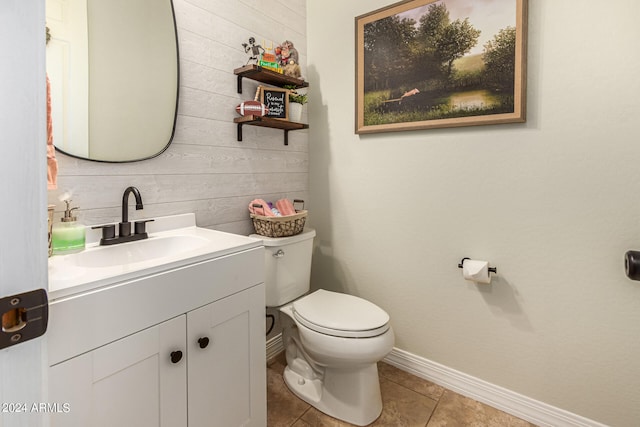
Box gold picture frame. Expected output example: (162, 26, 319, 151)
(355, 0, 527, 134)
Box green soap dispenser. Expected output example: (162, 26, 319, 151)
(51, 200, 86, 255)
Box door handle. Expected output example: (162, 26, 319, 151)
(0, 289, 48, 350)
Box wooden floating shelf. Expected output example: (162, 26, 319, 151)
(234, 64, 308, 93)
(234, 115, 309, 145)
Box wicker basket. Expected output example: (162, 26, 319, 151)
(250, 200, 307, 237)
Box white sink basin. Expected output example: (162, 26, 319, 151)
(72, 234, 210, 268)
(48, 214, 263, 300)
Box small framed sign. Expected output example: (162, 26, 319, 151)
(259, 86, 289, 120)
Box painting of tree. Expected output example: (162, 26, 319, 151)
(356, 0, 527, 134)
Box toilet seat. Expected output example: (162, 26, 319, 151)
(292, 290, 390, 338)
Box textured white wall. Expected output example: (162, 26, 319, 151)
(307, 1, 640, 426)
(49, 0, 308, 234)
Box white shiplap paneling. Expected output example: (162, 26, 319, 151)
(49, 0, 308, 233)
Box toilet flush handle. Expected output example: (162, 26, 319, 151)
(273, 249, 285, 258)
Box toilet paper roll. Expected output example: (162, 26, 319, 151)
(462, 259, 491, 284)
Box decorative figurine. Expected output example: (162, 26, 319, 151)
(283, 60, 301, 79)
(242, 37, 264, 65)
(278, 41, 299, 67)
(258, 40, 282, 73)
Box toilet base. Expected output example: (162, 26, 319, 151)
(283, 362, 383, 426)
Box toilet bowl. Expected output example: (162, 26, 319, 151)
(280, 290, 395, 425)
(250, 229, 395, 426)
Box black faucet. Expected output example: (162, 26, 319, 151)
(92, 186, 154, 245)
(120, 186, 144, 237)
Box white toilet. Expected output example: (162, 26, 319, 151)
(251, 228, 395, 426)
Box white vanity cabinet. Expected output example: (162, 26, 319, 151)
(50, 315, 188, 426)
(48, 242, 266, 427)
(187, 285, 265, 427)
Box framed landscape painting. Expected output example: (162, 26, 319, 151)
(355, 0, 527, 134)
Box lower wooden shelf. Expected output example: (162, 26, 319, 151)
(234, 115, 309, 146)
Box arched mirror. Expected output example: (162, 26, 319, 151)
(45, 0, 179, 162)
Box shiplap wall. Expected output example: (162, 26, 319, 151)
(47, 0, 308, 235)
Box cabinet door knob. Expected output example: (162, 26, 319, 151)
(170, 350, 183, 364)
(198, 337, 210, 349)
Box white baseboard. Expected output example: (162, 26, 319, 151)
(384, 348, 608, 427)
(265, 335, 606, 427)
(266, 333, 285, 361)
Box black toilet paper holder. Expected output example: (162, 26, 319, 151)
(624, 250, 640, 281)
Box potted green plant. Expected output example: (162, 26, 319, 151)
(284, 85, 307, 123)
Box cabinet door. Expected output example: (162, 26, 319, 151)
(49, 315, 187, 427)
(187, 284, 266, 427)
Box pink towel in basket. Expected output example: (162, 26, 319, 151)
(275, 199, 296, 216)
(249, 199, 275, 216)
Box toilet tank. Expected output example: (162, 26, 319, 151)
(250, 228, 316, 307)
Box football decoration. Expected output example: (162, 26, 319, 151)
(236, 100, 269, 117)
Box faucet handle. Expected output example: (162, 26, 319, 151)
(91, 224, 116, 244)
(118, 222, 132, 237)
(134, 219, 155, 235)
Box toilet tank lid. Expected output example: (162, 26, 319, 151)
(249, 228, 316, 247)
(293, 289, 390, 332)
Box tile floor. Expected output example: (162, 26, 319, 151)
(267, 354, 538, 427)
